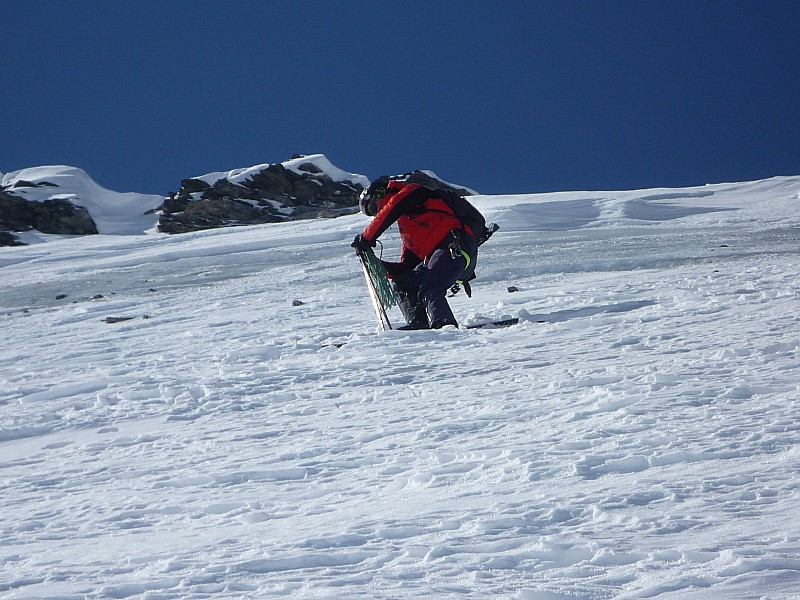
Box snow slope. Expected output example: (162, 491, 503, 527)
(1, 176, 799, 599)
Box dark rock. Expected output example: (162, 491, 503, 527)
(0, 189, 98, 237)
(1, 189, 38, 231)
(0, 231, 24, 246)
(103, 316, 136, 324)
(160, 194, 190, 214)
(158, 197, 285, 234)
(245, 165, 294, 197)
(12, 180, 57, 189)
(297, 162, 323, 174)
(157, 157, 366, 234)
(180, 178, 212, 194)
(209, 178, 258, 201)
(35, 200, 98, 235)
(103, 315, 150, 323)
(292, 178, 326, 204)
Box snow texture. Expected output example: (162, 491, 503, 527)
(1, 175, 800, 599)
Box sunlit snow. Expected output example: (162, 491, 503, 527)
(1, 171, 799, 599)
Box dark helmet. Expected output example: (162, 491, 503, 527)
(359, 176, 392, 216)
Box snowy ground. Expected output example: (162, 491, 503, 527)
(1, 177, 799, 599)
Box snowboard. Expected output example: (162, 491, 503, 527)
(358, 249, 394, 331)
(464, 317, 520, 329)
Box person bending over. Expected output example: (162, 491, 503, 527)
(352, 177, 477, 329)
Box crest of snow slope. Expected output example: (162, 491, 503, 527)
(2, 165, 164, 235)
(193, 153, 370, 188)
(0, 176, 799, 599)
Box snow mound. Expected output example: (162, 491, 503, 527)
(472, 175, 800, 231)
(2, 165, 164, 235)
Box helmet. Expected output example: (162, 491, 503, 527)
(359, 176, 392, 216)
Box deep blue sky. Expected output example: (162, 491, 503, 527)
(3, 1, 799, 195)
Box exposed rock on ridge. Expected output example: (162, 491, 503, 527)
(0, 187, 98, 245)
(155, 158, 475, 235)
(157, 157, 368, 234)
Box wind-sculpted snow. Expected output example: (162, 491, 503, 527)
(2, 165, 164, 236)
(1, 177, 799, 598)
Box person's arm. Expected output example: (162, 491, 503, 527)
(362, 183, 427, 243)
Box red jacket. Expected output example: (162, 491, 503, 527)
(363, 182, 467, 262)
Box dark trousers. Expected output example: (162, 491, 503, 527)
(392, 233, 477, 329)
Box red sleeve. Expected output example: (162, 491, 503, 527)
(362, 183, 425, 243)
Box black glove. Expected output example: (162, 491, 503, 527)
(351, 234, 376, 252)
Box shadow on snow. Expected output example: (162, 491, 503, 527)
(522, 299, 657, 324)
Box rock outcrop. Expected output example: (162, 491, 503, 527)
(0, 187, 98, 245)
(156, 162, 475, 235)
(157, 157, 367, 234)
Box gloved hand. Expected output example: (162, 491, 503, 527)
(351, 234, 376, 252)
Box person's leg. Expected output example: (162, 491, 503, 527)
(391, 270, 429, 329)
(418, 248, 465, 328)
(419, 233, 478, 328)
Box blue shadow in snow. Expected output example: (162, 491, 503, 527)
(522, 300, 657, 323)
(504, 199, 602, 231)
(624, 199, 738, 222)
(639, 191, 716, 201)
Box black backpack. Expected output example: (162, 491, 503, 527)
(437, 188, 499, 246)
(392, 171, 499, 245)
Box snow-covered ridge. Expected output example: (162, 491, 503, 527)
(1, 155, 373, 243)
(473, 175, 800, 231)
(194, 154, 370, 188)
(2, 154, 800, 246)
(1, 165, 164, 236)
